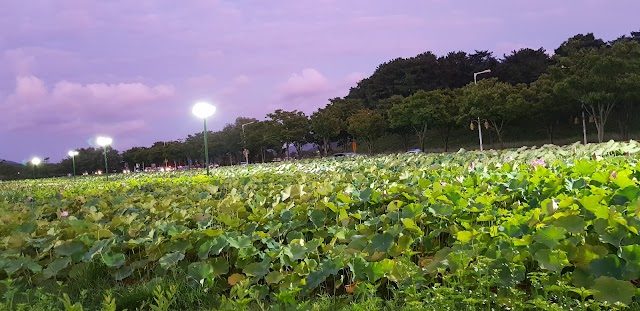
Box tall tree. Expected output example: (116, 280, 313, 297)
(378, 95, 411, 150)
(496, 48, 551, 85)
(438, 50, 499, 88)
(461, 78, 524, 148)
(554, 33, 606, 57)
(555, 40, 640, 142)
(267, 109, 310, 159)
(326, 98, 364, 151)
(347, 110, 387, 154)
(310, 108, 341, 156)
(346, 52, 441, 107)
(523, 74, 575, 144)
(245, 120, 281, 163)
(429, 89, 460, 152)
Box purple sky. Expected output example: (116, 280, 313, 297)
(0, 0, 638, 162)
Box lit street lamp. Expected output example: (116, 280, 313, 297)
(241, 121, 255, 164)
(473, 69, 492, 151)
(31, 157, 41, 179)
(68, 150, 79, 179)
(96, 136, 113, 181)
(192, 102, 216, 175)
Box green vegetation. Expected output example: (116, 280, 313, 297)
(2, 141, 640, 310)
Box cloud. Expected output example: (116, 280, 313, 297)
(1, 76, 175, 133)
(278, 68, 331, 100)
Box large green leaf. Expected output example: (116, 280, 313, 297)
(101, 252, 126, 268)
(371, 232, 394, 252)
(589, 255, 626, 279)
(620, 244, 640, 279)
(210, 257, 230, 276)
(533, 226, 566, 248)
(43, 257, 72, 279)
(534, 249, 569, 272)
(579, 195, 608, 219)
(243, 257, 271, 279)
(113, 265, 133, 281)
(198, 236, 228, 259)
(309, 210, 326, 227)
(265, 271, 285, 284)
(188, 262, 215, 286)
(159, 252, 185, 268)
(553, 216, 586, 234)
(592, 276, 635, 305)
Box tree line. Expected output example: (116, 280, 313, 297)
(2, 30, 640, 180)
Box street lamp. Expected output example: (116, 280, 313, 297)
(192, 102, 216, 175)
(31, 157, 41, 179)
(241, 121, 255, 164)
(96, 136, 112, 181)
(474, 69, 491, 84)
(68, 150, 79, 179)
(472, 69, 492, 151)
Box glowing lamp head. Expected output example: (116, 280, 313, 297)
(192, 102, 216, 119)
(31, 157, 41, 166)
(68, 150, 79, 157)
(96, 136, 113, 147)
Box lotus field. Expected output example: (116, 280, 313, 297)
(3, 141, 640, 310)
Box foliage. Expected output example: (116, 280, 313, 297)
(267, 110, 310, 159)
(554, 40, 640, 143)
(347, 110, 387, 153)
(460, 78, 526, 148)
(3, 141, 640, 309)
(310, 108, 341, 157)
(496, 48, 551, 85)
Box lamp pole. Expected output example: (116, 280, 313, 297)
(582, 110, 587, 145)
(192, 102, 217, 175)
(203, 118, 209, 174)
(473, 69, 492, 151)
(31, 157, 41, 179)
(96, 136, 113, 181)
(68, 150, 78, 179)
(241, 121, 255, 164)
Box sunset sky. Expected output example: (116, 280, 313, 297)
(0, 0, 638, 162)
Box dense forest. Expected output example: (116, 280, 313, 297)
(2, 30, 640, 180)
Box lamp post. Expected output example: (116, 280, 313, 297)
(68, 150, 79, 179)
(192, 102, 216, 175)
(241, 121, 255, 164)
(31, 157, 41, 179)
(473, 69, 492, 151)
(96, 136, 113, 181)
(470, 118, 490, 151)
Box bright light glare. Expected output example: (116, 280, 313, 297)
(31, 157, 41, 165)
(96, 136, 113, 147)
(68, 150, 79, 157)
(192, 102, 216, 119)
